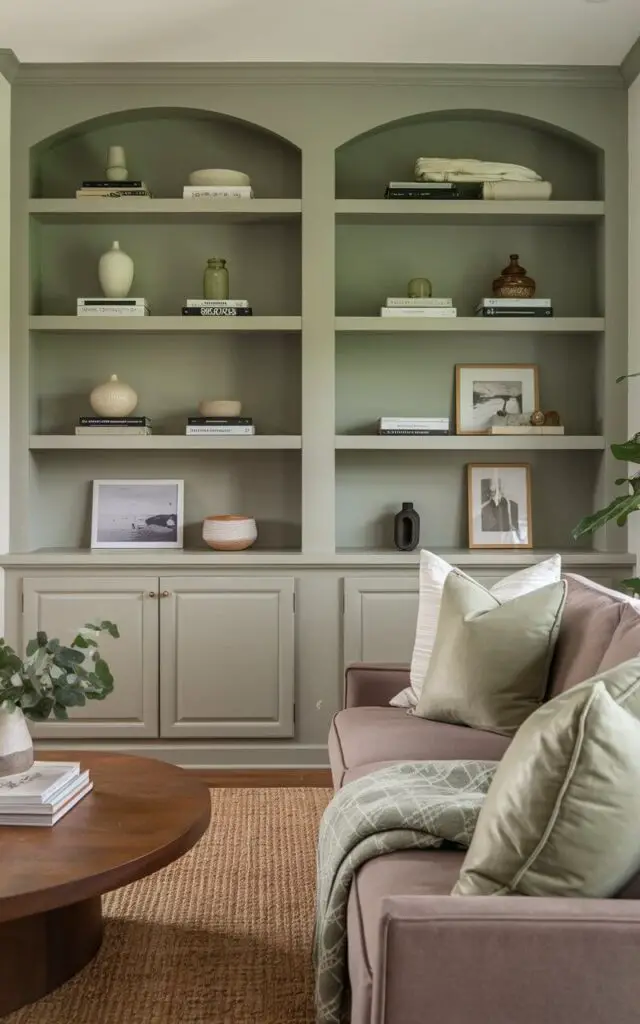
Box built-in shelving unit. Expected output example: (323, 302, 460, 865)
(30, 435, 302, 450)
(334, 436, 606, 451)
(335, 317, 604, 333)
(334, 199, 605, 225)
(30, 316, 302, 332)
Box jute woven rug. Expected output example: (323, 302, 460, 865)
(7, 787, 332, 1024)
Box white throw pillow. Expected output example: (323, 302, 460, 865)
(390, 551, 562, 708)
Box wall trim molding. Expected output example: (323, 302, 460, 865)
(0, 50, 19, 85)
(13, 61, 625, 89)
(193, 768, 332, 787)
(622, 35, 640, 87)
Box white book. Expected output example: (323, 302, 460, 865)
(0, 779, 93, 827)
(0, 761, 80, 805)
(385, 297, 452, 308)
(77, 297, 148, 308)
(7, 771, 91, 814)
(379, 307, 457, 318)
(488, 425, 565, 435)
(387, 181, 455, 189)
(379, 418, 450, 429)
(186, 425, 255, 435)
(478, 297, 552, 308)
(77, 306, 150, 316)
(75, 426, 152, 436)
(185, 299, 250, 308)
(182, 186, 254, 199)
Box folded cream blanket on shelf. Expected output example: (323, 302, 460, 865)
(415, 157, 542, 183)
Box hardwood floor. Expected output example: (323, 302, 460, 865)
(192, 768, 332, 788)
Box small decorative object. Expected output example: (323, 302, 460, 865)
(490, 412, 531, 427)
(0, 621, 119, 776)
(543, 410, 561, 426)
(407, 277, 432, 298)
(492, 254, 536, 299)
(198, 399, 242, 417)
(90, 374, 138, 417)
(106, 145, 128, 182)
(530, 410, 546, 426)
(203, 258, 229, 300)
(455, 364, 539, 435)
(91, 480, 184, 549)
(188, 169, 251, 187)
(202, 515, 257, 551)
(467, 464, 532, 549)
(393, 502, 420, 551)
(98, 241, 134, 298)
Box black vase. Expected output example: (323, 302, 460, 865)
(394, 502, 420, 552)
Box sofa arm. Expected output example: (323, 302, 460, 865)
(344, 663, 410, 709)
(373, 895, 640, 1024)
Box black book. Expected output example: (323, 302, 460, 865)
(384, 187, 484, 200)
(187, 417, 253, 425)
(79, 416, 151, 426)
(478, 308, 554, 317)
(181, 306, 253, 317)
(378, 429, 451, 436)
(81, 180, 144, 189)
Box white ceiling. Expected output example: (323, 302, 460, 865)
(1, 0, 639, 65)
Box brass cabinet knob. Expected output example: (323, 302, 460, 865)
(161, 590, 170, 598)
(148, 591, 157, 598)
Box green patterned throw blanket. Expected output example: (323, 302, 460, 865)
(313, 760, 498, 1024)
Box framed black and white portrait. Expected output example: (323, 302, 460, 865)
(467, 464, 532, 549)
(91, 480, 184, 549)
(456, 364, 539, 434)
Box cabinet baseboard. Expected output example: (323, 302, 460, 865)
(191, 768, 332, 787)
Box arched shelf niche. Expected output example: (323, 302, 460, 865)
(335, 109, 601, 200)
(30, 107, 302, 199)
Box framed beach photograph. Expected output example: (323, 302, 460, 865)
(467, 464, 532, 549)
(455, 364, 539, 434)
(91, 480, 184, 549)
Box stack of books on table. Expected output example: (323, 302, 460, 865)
(186, 417, 255, 436)
(380, 298, 456, 318)
(75, 416, 152, 436)
(75, 180, 152, 199)
(77, 298, 150, 317)
(476, 298, 553, 318)
(182, 186, 254, 200)
(181, 299, 253, 317)
(378, 417, 450, 436)
(0, 761, 92, 827)
(384, 181, 483, 200)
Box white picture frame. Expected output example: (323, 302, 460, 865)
(455, 363, 539, 434)
(91, 479, 184, 549)
(467, 463, 533, 549)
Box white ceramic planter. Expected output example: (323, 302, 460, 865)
(0, 706, 34, 778)
(90, 374, 138, 417)
(203, 515, 257, 551)
(98, 241, 134, 298)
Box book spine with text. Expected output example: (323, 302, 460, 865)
(181, 306, 253, 317)
(385, 297, 452, 308)
(380, 307, 457, 318)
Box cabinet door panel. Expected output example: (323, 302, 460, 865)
(343, 576, 418, 667)
(22, 577, 159, 739)
(159, 576, 295, 738)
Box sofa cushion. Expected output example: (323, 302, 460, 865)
(547, 574, 625, 697)
(599, 599, 640, 672)
(329, 707, 510, 787)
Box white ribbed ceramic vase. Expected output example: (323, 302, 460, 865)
(90, 374, 138, 417)
(203, 515, 257, 551)
(98, 241, 134, 298)
(0, 706, 34, 778)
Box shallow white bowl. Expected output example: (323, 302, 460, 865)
(203, 515, 257, 551)
(188, 169, 251, 187)
(198, 400, 242, 418)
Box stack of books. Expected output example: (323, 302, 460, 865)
(378, 417, 450, 436)
(75, 180, 152, 199)
(77, 298, 150, 317)
(181, 299, 253, 317)
(0, 761, 92, 827)
(75, 416, 152, 436)
(186, 416, 255, 437)
(384, 181, 483, 200)
(182, 185, 254, 200)
(380, 298, 456, 318)
(476, 298, 553, 318)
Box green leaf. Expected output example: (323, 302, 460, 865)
(36, 631, 48, 647)
(53, 703, 69, 720)
(621, 577, 640, 597)
(25, 638, 39, 657)
(616, 372, 640, 384)
(572, 492, 640, 539)
(611, 440, 640, 464)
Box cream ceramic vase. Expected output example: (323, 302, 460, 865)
(90, 374, 138, 417)
(98, 241, 134, 298)
(106, 145, 128, 182)
(0, 706, 34, 778)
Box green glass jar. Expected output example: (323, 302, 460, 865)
(203, 258, 229, 300)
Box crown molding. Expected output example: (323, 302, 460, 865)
(622, 35, 640, 87)
(13, 61, 625, 89)
(0, 50, 19, 85)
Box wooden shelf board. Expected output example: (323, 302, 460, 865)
(335, 317, 604, 334)
(335, 199, 605, 225)
(29, 316, 302, 333)
(28, 198, 302, 223)
(335, 435, 605, 451)
(30, 435, 302, 451)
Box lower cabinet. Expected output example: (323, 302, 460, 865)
(343, 576, 418, 667)
(21, 574, 295, 740)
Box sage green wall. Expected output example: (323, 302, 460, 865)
(0, 65, 11, 633)
(628, 75, 640, 566)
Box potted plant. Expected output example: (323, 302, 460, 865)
(0, 620, 119, 777)
(573, 372, 640, 596)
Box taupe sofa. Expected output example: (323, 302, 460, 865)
(328, 574, 640, 1024)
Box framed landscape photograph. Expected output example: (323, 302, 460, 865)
(91, 480, 184, 549)
(467, 464, 532, 549)
(456, 364, 539, 434)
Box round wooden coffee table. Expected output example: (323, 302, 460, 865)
(0, 751, 211, 1016)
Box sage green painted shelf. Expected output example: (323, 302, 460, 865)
(335, 436, 606, 451)
(29, 435, 302, 450)
(335, 317, 604, 333)
(28, 198, 302, 223)
(29, 316, 302, 332)
(334, 200, 605, 224)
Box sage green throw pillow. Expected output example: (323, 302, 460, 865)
(414, 571, 566, 736)
(453, 660, 640, 898)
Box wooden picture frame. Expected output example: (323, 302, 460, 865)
(467, 463, 533, 549)
(455, 364, 539, 435)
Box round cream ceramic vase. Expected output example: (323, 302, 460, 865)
(90, 374, 138, 417)
(98, 241, 134, 298)
(0, 706, 34, 778)
(202, 515, 257, 551)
